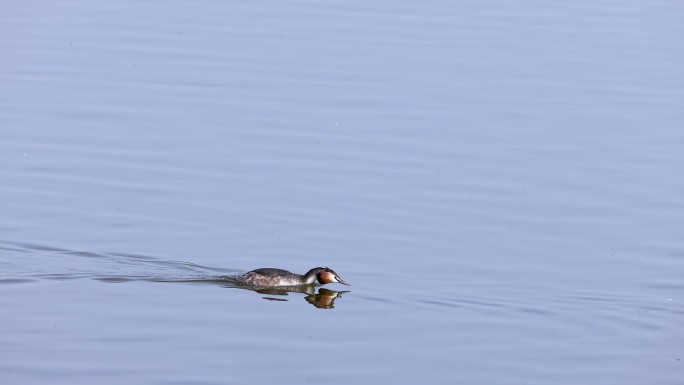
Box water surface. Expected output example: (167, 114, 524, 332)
(2, 0, 683, 384)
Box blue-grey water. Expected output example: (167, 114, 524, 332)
(2, 1, 683, 384)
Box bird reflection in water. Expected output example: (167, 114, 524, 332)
(226, 266, 350, 309)
(245, 285, 349, 309)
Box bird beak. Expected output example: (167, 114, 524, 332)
(336, 277, 350, 286)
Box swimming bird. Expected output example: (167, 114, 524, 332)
(237, 267, 349, 287)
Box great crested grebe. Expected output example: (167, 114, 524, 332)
(237, 267, 349, 287)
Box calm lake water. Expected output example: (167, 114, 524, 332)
(2, 0, 683, 384)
